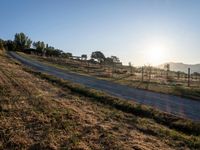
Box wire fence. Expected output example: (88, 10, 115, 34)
(32, 55, 200, 88)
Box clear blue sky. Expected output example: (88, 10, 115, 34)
(1, 0, 200, 65)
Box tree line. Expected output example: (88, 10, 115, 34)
(0, 32, 121, 65)
(0, 33, 72, 58)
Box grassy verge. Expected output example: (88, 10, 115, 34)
(17, 52, 100, 78)
(117, 79, 200, 101)
(173, 86, 200, 100)
(23, 67, 200, 136)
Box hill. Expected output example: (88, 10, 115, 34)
(0, 51, 200, 149)
(158, 62, 200, 73)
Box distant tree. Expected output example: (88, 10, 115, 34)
(128, 62, 132, 67)
(4, 40, 16, 51)
(91, 51, 105, 63)
(111, 56, 120, 63)
(53, 49, 63, 57)
(105, 57, 114, 65)
(45, 44, 63, 57)
(88, 58, 97, 64)
(14, 32, 32, 51)
(164, 64, 170, 71)
(81, 54, 87, 60)
(61, 52, 72, 58)
(33, 41, 46, 56)
(0, 39, 4, 50)
(45, 45, 55, 57)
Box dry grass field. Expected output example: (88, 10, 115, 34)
(0, 51, 200, 149)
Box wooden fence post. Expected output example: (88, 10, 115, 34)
(188, 68, 190, 87)
(142, 67, 144, 82)
(112, 63, 115, 78)
(149, 66, 151, 82)
(87, 61, 89, 73)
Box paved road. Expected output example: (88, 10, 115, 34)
(9, 51, 200, 121)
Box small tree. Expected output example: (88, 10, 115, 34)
(105, 57, 114, 65)
(81, 54, 87, 60)
(164, 64, 170, 71)
(164, 64, 170, 79)
(62, 52, 72, 58)
(14, 32, 32, 51)
(4, 40, 16, 51)
(111, 56, 120, 63)
(91, 51, 105, 63)
(45, 46, 55, 57)
(51, 49, 63, 57)
(33, 41, 46, 56)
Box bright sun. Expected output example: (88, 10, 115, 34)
(144, 40, 167, 66)
(147, 48, 164, 65)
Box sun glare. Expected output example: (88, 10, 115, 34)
(147, 48, 164, 65)
(144, 38, 167, 66)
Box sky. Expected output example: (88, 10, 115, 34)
(0, 0, 200, 66)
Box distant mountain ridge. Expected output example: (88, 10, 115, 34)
(158, 62, 200, 73)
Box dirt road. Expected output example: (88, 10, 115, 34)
(8, 51, 200, 121)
